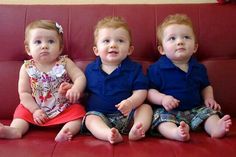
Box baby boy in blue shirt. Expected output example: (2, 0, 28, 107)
(84, 16, 153, 144)
(147, 14, 232, 141)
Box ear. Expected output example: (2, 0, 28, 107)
(128, 45, 134, 55)
(93, 46, 99, 56)
(193, 43, 198, 53)
(25, 45, 31, 56)
(59, 45, 64, 54)
(158, 45, 165, 55)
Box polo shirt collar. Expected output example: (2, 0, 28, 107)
(92, 57, 133, 71)
(92, 57, 102, 70)
(159, 55, 199, 69)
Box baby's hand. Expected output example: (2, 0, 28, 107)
(115, 99, 133, 116)
(205, 98, 221, 111)
(59, 82, 80, 103)
(162, 95, 180, 111)
(33, 109, 48, 125)
(58, 82, 73, 95)
(66, 87, 81, 103)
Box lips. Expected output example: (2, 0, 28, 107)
(176, 48, 185, 52)
(108, 51, 118, 54)
(40, 52, 49, 56)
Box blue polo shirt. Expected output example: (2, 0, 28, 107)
(147, 55, 210, 111)
(85, 57, 148, 114)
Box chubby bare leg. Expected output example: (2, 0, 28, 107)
(129, 104, 153, 141)
(204, 114, 232, 138)
(129, 123, 145, 140)
(108, 128, 123, 144)
(55, 119, 82, 142)
(85, 115, 123, 144)
(0, 119, 29, 139)
(158, 121, 190, 142)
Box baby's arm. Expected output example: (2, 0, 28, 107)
(18, 65, 48, 124)
(116, 90, 147, 116)
(64, 58, 86, 103)
(202, 85, 221, 111)
(18, 65, 40, 113)
(147, 89, 179, 111)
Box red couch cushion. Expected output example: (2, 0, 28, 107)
(0, 4, 236, 157)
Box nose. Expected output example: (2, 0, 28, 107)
(110, 41, 117, 48)
(41, 42, 48, 49)
(177, 38, 184, 46)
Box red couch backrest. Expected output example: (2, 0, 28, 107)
(0, 4, 235, 119)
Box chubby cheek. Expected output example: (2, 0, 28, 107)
(97, 48, 107, 56)
(162, 44, 174, 54)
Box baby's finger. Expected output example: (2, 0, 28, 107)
(115, 104, 120, 109)
(214, 103, 221, 111)
(210, 103, 215, 110)
(164, 105, 171, 111)
(121, 110, 129, 116)
(205, 103, 210, 108)
(34, 117, 43, 125)
(69, 95, 76, 103)
(173, 99, 180, 105)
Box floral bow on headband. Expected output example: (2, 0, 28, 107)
(55, 22, 63, 34)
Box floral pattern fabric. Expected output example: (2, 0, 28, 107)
(24, 55, 71, 118)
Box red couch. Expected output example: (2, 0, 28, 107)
(0, 3, 236, 157)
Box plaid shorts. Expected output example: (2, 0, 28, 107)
(150, 106, 222, 136)
(81, 110, 134, 134)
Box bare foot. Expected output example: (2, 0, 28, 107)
(175, 121, 190, 142)
(55, 128, 73, 142)
(108, 128, 123, 144)
(129, 123, 145, 141)
(0, 123, 22, 139)
(0, 123, 9, 138)
(211, 115, 232, 138)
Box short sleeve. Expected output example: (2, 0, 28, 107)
(132, 64, 149, 90)
(147, 63, 163, 90)
(199, 64, 210, 90)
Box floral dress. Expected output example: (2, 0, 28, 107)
(13, 55, 85, 126)
(25, 55, 71, 118)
